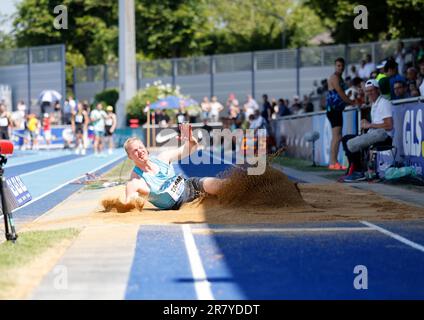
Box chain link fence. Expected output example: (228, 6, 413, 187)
(74, 38, 422, 103)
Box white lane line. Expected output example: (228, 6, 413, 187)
(182, 224, 215, 300)
(361, 221, 424, 253)
(5, 154, 126, 217)
(192, 227, 374, 234)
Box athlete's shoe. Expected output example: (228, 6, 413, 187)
(108, 149, 113, 155)
(81, 149, 86, 155)
(75, 148, 80, 155)
(343, 171, 366, 182)
(328, 163, 347, 170)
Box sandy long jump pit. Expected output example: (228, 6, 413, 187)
(29, 165, 424, 230)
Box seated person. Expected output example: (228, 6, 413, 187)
(341, 79, 393, 182)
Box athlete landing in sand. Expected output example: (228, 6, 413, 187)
(124, 123, 226, 210)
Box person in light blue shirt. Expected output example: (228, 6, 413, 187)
(124, 124, 226, 210)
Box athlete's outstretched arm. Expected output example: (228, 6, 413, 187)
(158, 124, 199, 163)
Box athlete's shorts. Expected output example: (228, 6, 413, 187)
(326, 108, 343, 128)
(171, 177, 206, 210)
(94, 130, 104, 137)
(104, 125, 113, 137)
(0, 129, 9, 140)
(75, 125, 84, 135)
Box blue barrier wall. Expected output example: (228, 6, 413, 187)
(392, 99, 424, 177)
(273, 108, 358, 166)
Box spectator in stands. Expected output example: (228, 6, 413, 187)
(358, 60, 368, 79)
(290, 95, 302, 115)
(243, 94, 259, 120)
(302, 95, 314, 113)
(155, 109, 170, 128)
(406, 67, 418, 83)
(209, 96, 224, 122)
(364, 54, 376, 79)
(349, 65, 359, 79)
(277, 98, 291, 117)
(271, 98, 278, 120)
(409, 82, 421, 97)
(226, 93, 239, 114)
(260, 94, 272, 123)
(326, 57, 355, 170)
(395, 41, 406, 75)
(393, 81, 408, 100)
(341, 79, 393, 182)
(385, 58, 407, 100)
(200, 96, 211, 121)
(176, 103, 188, 125)
(249, 110, 268, 135)
(417, 59, 424, 88)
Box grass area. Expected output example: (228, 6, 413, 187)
(0, 228, 80, 295)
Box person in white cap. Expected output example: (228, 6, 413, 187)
(341, 79, 393, 182)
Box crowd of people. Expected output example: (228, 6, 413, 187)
(324, 40, 424, 182)
(0, 96, 117, 156)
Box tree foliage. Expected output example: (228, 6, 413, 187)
(305, 0, 424, 43)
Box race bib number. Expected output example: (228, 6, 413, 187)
(75, 114, 83, 123)
(0, 118, 8, 127)
(163, 175, 185, 202)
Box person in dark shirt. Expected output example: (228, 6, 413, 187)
(261, 94, 272, 123)
(277, 99, 291, 117)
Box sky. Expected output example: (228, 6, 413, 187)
(0, 0, 21, 33)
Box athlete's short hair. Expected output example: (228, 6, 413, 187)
(123, 137, 143, 156)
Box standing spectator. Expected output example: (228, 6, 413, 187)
(358, 60, 367, 79)
(176, 103, 188, 125)
(226, 93, 239, 111)
(155, 109, 170, 127)
(261, 94, 272, 122)
(364, 54, 376, 79)
(209, 96, 224, 122)
(72, 103, 89, 155)
(42, 113, 52, 148)
(243, 94, 259, 120)
(395, 41, 406, 75)
(277, 98, 291, 117)
(90, 103, 107, 156)
(63, 97, 75, 125)
(12, 100, 26, 130)
(0, 103, 12, 140)
(326, 57, 355, 170)
(26, 114, 40, 150)
(303, 95, 314, 113)
(200, 96, 211, 121)
(385, 58, 407, 100)
(51, 101, 62, 125)
(289, 95, 302, 115)
(349, 65, 359, 79)
(104, 106, 117, 155)
(417, 59, 424, 88)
